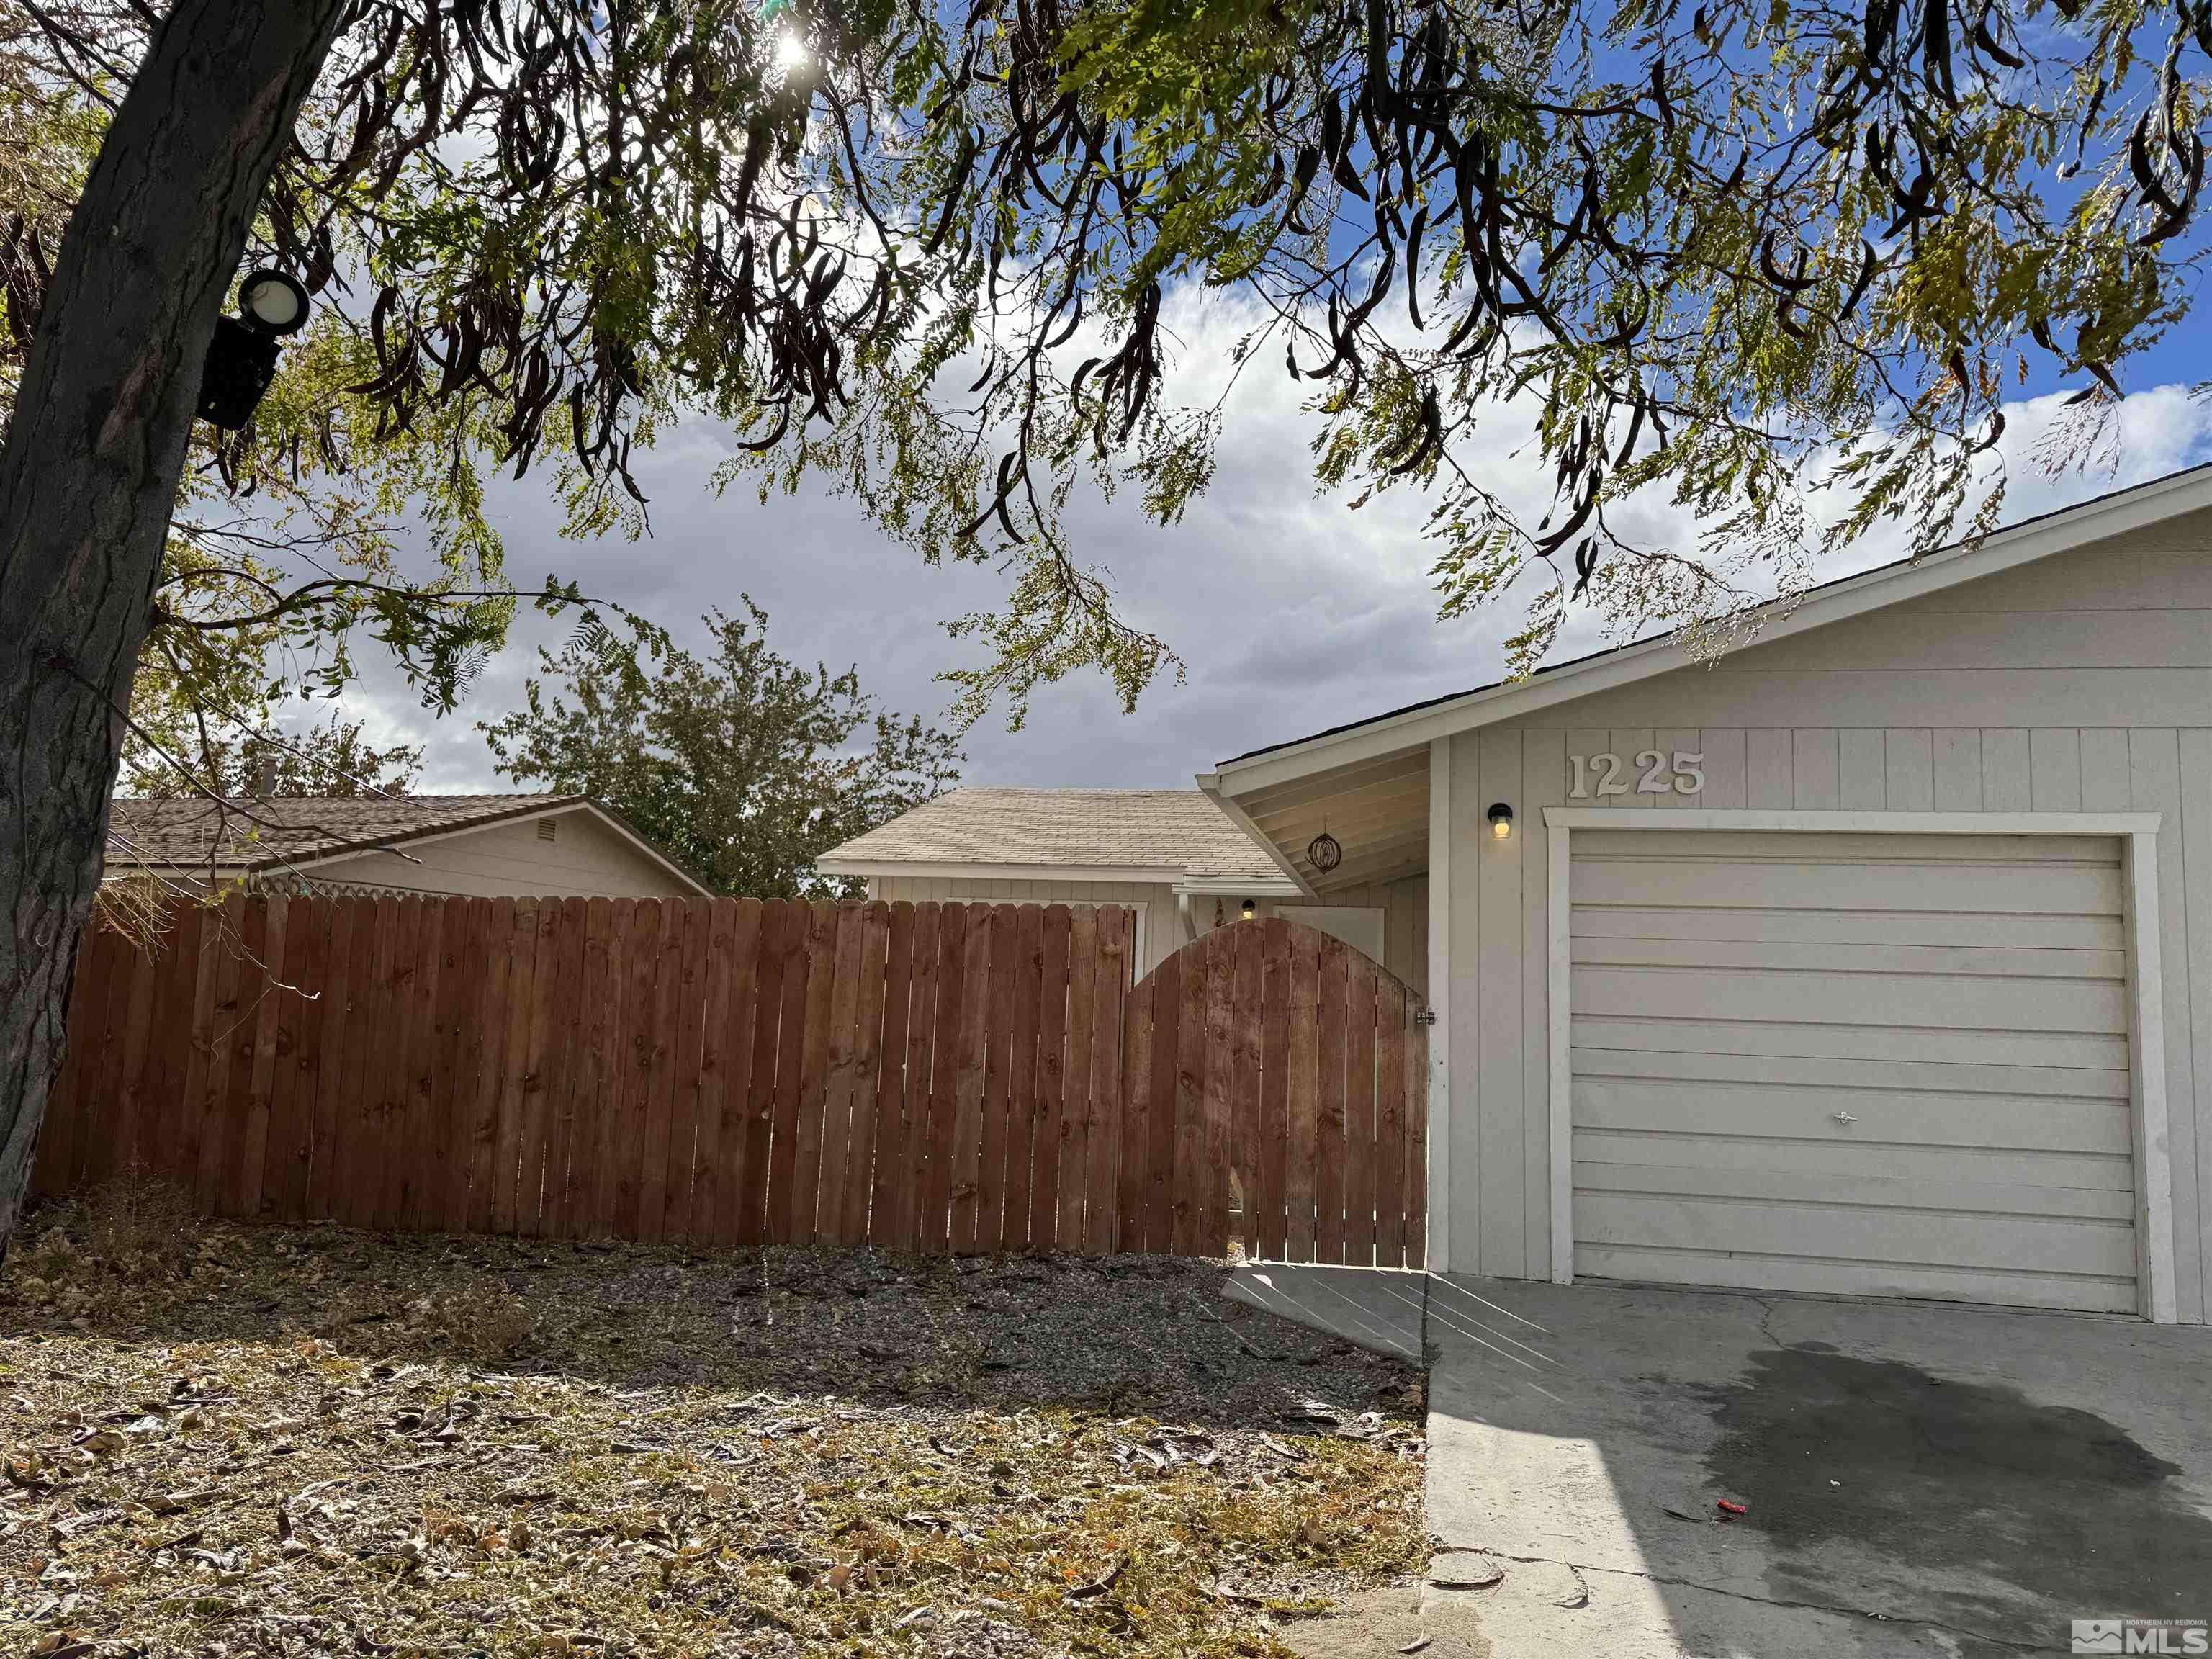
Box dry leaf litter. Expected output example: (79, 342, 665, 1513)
(1, 1177, 1425, 1657)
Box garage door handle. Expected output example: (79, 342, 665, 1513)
(1832, 1111, 1857, 1125)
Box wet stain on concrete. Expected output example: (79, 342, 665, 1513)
(1694, 1346, 2212, 1636)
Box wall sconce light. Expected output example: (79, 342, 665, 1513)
(1241, 898, 1256, 921)
(197, 268, 310, 430)
(1488, 802, 1514, 840)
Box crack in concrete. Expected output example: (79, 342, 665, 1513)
(1432, 1542, 2059, 1654)
(1749, 1292, 1788, 1350)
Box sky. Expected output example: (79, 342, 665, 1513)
(343, 291, 2212, 797)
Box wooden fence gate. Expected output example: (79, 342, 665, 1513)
(1123, 918, 1427, 1268)
(35, 897, 1426, 1267)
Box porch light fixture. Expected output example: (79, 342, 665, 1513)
(197, 268, 310, 431)
(1241, 898, 1256, 921)
(1488, 801, 1514, 840)
(1307, 831, 1342, 873)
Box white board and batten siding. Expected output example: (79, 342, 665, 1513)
(1441, 509, 2212, 1321)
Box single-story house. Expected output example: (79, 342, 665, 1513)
(106, 793, 709, 900)
(1202, 462, 2212, 1325)
(814, 786, 1428, 984)
(832, 464, 2212, 1326)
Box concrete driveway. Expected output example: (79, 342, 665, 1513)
(1228, 1267, 2212, 1658)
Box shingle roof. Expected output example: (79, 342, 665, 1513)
(817, 788, 1287, 882)
(107, 793, 590, 873)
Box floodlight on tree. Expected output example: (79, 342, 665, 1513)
(196, 269, 310, 431)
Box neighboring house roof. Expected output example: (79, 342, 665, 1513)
(1206, 459, 2212, 789)
(105, 792, 712, 896)
(816, 788, 1298, 890)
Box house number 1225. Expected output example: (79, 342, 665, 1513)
(1569, 750, 1705, 797)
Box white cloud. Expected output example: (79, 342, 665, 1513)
(330, 298, 2211, 793)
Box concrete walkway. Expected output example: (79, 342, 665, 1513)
(1227, 1267, 2212, 1658)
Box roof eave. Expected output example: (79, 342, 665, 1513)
(816, 858, 1198, 885)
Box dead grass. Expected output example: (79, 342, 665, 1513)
(0, 1190, 1425, 1658)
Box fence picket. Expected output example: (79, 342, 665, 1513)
(261, 896, 321, 1220)
(1058, 907, 1097, 1252)
(1117, 960, 1152, 1251)
(839, 902, 892, 1245)
(948, 907, 992, 1252)
(1200, 926, 1235, 1255)
(895, 902, 946, 1251)
(565, 897, 615, 1237)
(766, 901, 815, 1243)
(220, 894, 275, 1220)
(1141, 949, 1179, 1255)
(1374, 969, 1407, 1269)
(815, 901, 868, 1241)
(858, 901, 909, 1246)
(1004, 904, 1043, 1250)
(660, 900, 712, 1241)
(469, 903, 518, 1233)
(352, 896, 405, 1230)
(737, 898, 788, 1245)
(41, 903, 1423, 1272)
(1283, 925, 1321, 1259)
(975, 904, 1018, 1251)
(1315, 938, 1348, 1264)
(634, 900, 685, 1242)
(1171, 933, 1205, 1256)
(1084, 906, 1126, 1255)
(99, 927, 159, 1190)
(686, 898, 737, 1244)
(1028, 905, 1071, 1250)
(1228, 922, 1262, 1254)
(788, 901, 840, 1242)
(508, 899, 558, 1233)
(917, 904, 967, 1254)
(1256, 918, 1292, 1260)
(1344, 950, 1378, 1267)
(84, 925, 143, 1192)
(139, 904, 202, 1195)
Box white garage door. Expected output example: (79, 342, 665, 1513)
(1568, 829, 2138, 1313)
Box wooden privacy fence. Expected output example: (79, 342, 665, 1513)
(37, 896, 1426, 1266)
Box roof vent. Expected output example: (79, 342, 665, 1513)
(537, 819, 557, 842)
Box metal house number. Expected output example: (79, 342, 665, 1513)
(1568, 750, 1705, 798)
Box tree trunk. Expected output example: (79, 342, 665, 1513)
(0, 0, 347, 1259)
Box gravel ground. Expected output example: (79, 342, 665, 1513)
(0, 1182, 1426, 1658)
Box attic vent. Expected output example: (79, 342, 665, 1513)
(537, 819, 558, 842)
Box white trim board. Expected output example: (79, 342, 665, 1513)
(1175, 873, 1306, 898)
(1197, 782, 1321, 898)
(1213, 465, 2212, 794)
(818, 858, 1190, 884)
(1425, 737, 1452, 1273)
(1541, 809, 2177, 1323)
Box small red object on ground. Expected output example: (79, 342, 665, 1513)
(1717, 1499, 1748, 1516)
